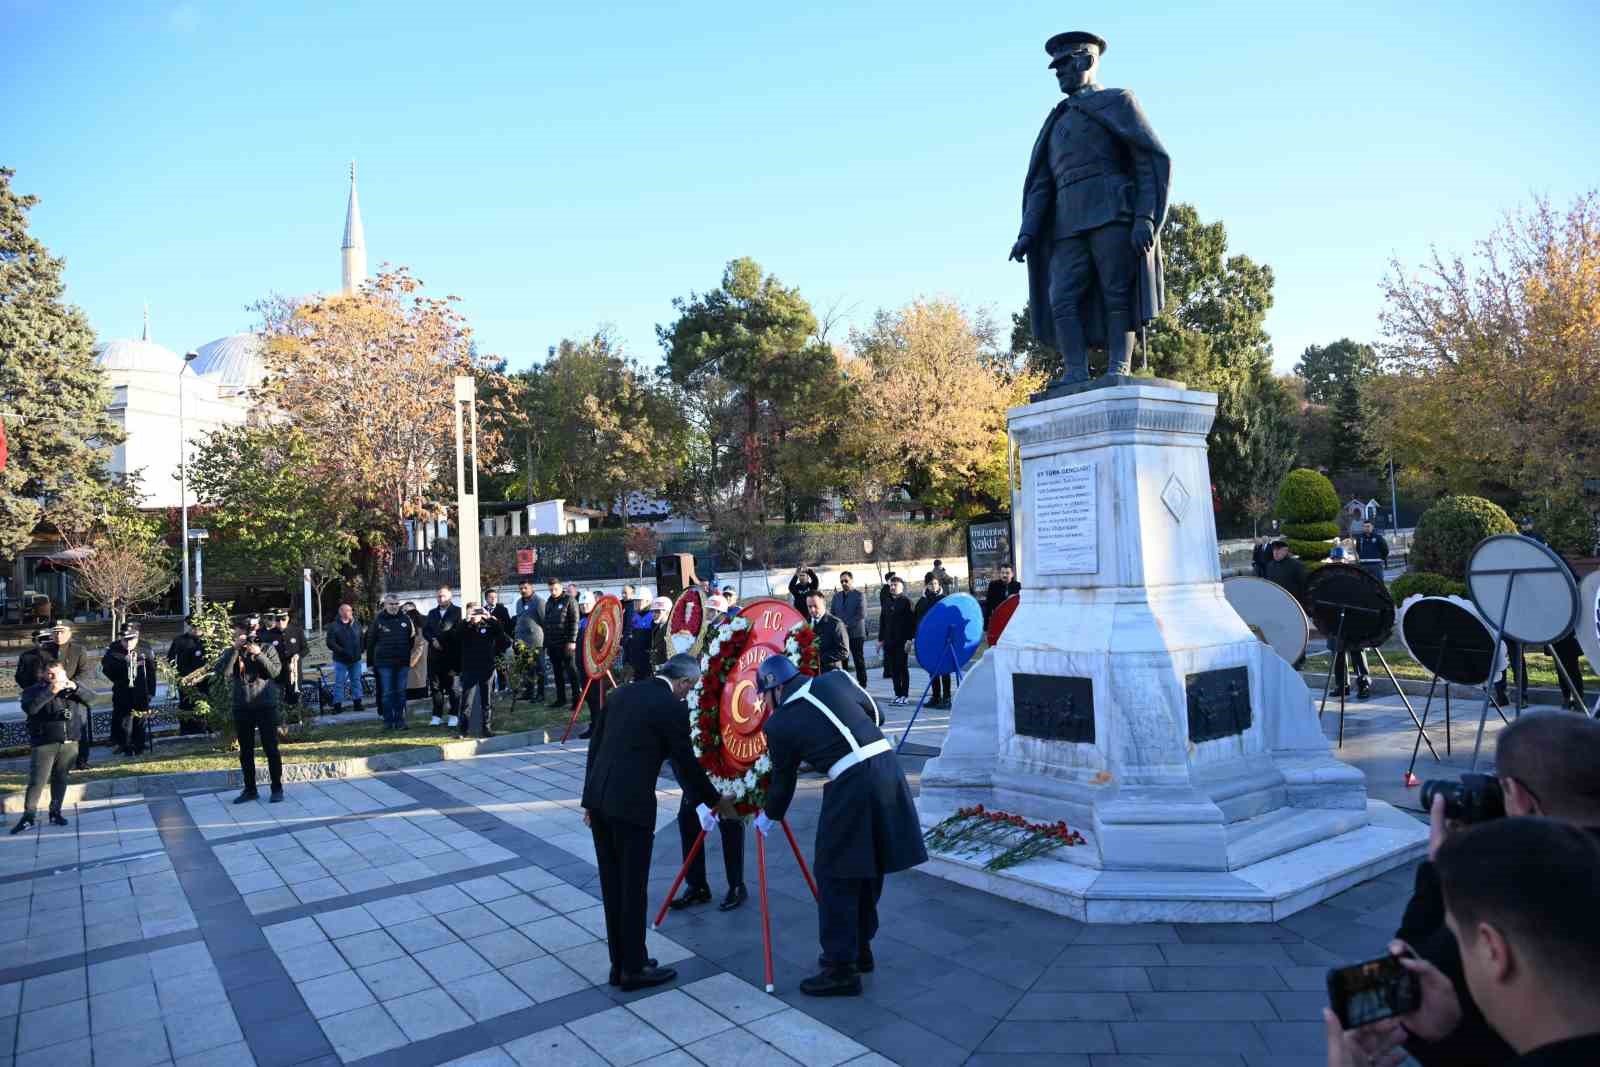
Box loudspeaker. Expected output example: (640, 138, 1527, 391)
(655, 553, 699, 599)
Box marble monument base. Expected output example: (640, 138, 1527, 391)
(913, 381, 1426, 922)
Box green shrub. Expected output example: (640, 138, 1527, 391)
(1286, 538, 1334, 562)
(1281, 520, 1341, 541)
(1389, 571, 1469, 602)
(1410, 496, 1516, 579)
(1275, 469, 1340, 524)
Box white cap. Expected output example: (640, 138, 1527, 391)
(707, 595, 727, 611)
(652, 596, 672, 612)
(577, 591, 594, 607)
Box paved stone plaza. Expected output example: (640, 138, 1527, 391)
(1, 671, 1508, 1067)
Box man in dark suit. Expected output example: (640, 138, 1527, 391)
(983, 565, 1021, 626)
(755, 657, 926, 997)
(804, 591, 852, 674)
(830, 572, 868, 688)
(582, 655, 735, 991)
(424, 587, 464, 727)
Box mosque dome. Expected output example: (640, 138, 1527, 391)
(192, 332, 266, 390)
(95, 337, 186, 376)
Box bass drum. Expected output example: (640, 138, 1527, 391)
(1222, 576, 1310, 668)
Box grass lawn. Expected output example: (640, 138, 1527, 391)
(1302, 643, 1598, 690)
(0, 696, 575, 795)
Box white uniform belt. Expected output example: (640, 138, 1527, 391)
(827, 738, 892, 781)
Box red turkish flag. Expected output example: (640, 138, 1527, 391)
(0, 414, 8, 472)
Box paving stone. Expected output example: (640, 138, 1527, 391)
(566, 1004, 677, 1066)
(414, 884, 476, 913)
(533, 884, 600, 914)
(1108, 1020, 1268, 1056)
(439, 905, 511, 939)
(314, 905, 381, 939)
(501, 955, 590, 1003)
(415, 941, 494, 984)
(243, 887, 300, 915)
(277, 940, 350, 982)
(487, 893, 557, 926)
(458, 874, 521, 902)
(292, 877, 346, 904)
(334, 928, 407, 967)
(231, 868, 287, 895)
(156, 966, 229, 1011)
(446, 968, 533, 1020)
(1008, 992, 1135, 1021)
(500, 866, 566, 893)
(89, 981, 159, 1031)
(316, 1002, 409, 1061)
(854, 1017, 969, 1067)
(978, 1020, 1117, 1055)
(442, 1048, 522, 1067)
(175, 1039, 256, 1067)
(15, 1033, 92, 1067)
(1128, 991, 1278, 1020)
(625, 988, 734, 1045)
(89, 1017, 170, 1067)
(502, 1024, 611, 1067)
(1268, 990, 1332, 1020)
(164, 1001, 244, 1058)
(88, 953, 153, 996)
(0, 979, 19, 1017)
(389, 916, 459, 953)
(682, 1025, 802, 1067)
(466, 928, 546, 968)
(679, 973, 788, 1026)
(520, 915, 598, 952)
(1034, 966, 1154, 993)
(21, 967, 86, 1011)
(263, 916, 327, 953)
(299, 968, 377, 1019)
(386, 986, 474, 1042)
(356, 955, 438, 1001)
(746, 1007, 871, 1067)
(363, 894, 429, 926)
(1146, 965, 1288, 991)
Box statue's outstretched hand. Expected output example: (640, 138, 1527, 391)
(1131, 218, 1155, 255)
(1008, 235, 1032, 262)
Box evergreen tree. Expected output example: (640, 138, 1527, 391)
(1329, 375, 1381, 472)
(0, 168, 122, 558)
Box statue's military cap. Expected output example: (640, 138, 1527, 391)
(1045, 31, 1108, 67)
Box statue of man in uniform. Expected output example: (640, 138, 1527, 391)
(1009, 31, 1172, 389)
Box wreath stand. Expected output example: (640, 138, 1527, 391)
(559, 670, 615, 744)
(897, 635, 963, 756)
(653, 816, 818, 993)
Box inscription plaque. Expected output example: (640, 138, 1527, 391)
(1186, 666, 1252, 743)
(1012, 672, 1095, 743)
(1033, 461, 1098, 574)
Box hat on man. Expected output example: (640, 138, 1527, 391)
(1269, 539, 1289, 550)
(721, 586, 735, 596)
(707, 594, 727, 612)
(32, 627, 54, 641)
(119, 624, 141, 640)
(1046, 31, 1107, 67)
(756, 654, 800, 693)
(656, 654, 702, 683)
(651, 596, 672, 612)
(576, 591, 593, 608)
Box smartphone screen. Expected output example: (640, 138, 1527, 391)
(1326, 955, 1421, 1029)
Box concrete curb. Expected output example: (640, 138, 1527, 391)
(1, 727, 558, 815)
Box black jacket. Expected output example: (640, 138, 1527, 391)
(366, 611, 415, 668)
(16, 639, 90, 690)
(1251, 541, 1272, 578)
(166, 632, 208, 675)
(983, 579, 1020, 621)
(788, 569, 819, 610)
(514, 593, 545, 649)
(486, 602, 513, 640)
(880, 592, 916, 645)
(762, 671, 925, 879)
(269, 625, 307, 687)
(459, 617, 511, 680)
(582, 677, 719, 829)
(650, 620, 671, 670)
(914, 590, 945, 628)
(830, 588, 866, 639)
(1265, 555, 1309, 604)
(101, 643, 159, 712)
(325, 619, 364, 665)
(543, 594, 578, 649)
(214, 642, 282, 713)
(808, 612, 852, 672)
(624, 615, 654, 678)
(21, 680, 91, 746)
(424, 604, 463, 668)
(1355, 532, 1390, 562)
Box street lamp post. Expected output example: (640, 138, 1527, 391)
(178, 350, 198, 617)
(189, 528, 209, 607)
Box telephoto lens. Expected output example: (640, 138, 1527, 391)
(1419, 772, 1506, 824)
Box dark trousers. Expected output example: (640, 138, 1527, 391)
(548, 647, 575, 704)
(76, 720, 92, 767)
(676, 796, 745, 892)
(429, 661, 460, 717)
(23, 741, 77, 817)
(1330, 638, 1370, 690)
(111, 702, 147, 754)
(522, 646, 546, 699)
(1048, 222, 1136, 375)
(235, 705, 283, 792)
(885, 643, 910, 698)
(461, 673, 493, 736)
(818, 874, 883, 968)
(930, 674, 951, 704)
(1502, 637, 1587, 706)
(848, 635, 868, 688)
(374, 665, 408, 726)
(589, 812, 655, 975)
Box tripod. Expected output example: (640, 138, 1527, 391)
(1403, 631, 1510, 784)
(1316, 601, 1436, 759)
(897, 634, 964, 755)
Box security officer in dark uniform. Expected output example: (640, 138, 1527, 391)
(166, 616, 208, 733)
(1011, 31, 1171, 386)
(267, 609, 306, 711)
(755, 658, 927, 996)
(10, 661, 91, 834)
(14, 628, 58, 690)
(102, 625, 158, 756)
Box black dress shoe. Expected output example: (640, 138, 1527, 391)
(619, 964, 677, 991)
(577, 727, 592, 740)
(10, 815, 35, 835)
(856, 945, 874, 973)
(718, 885, 748, 912)
(608, 957, 657, 986)
(799, 966, 861, 997)
(48, 813, 69, 827)
(233, 790, 259, 805)
(269, 789, 284, 804)
(669, 887, 712, 911)
(1332, 685, 1350, 698)
(1356, 682, 1372, 699)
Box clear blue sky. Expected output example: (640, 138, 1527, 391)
(6, 1, 1597, 374)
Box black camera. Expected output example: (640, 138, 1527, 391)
(1419, 772, 1505, 824)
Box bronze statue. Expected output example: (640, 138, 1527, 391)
(1009, 31, 1171, 389)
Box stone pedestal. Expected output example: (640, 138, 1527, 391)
(917, 382, 1424, 922)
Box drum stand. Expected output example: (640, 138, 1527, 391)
(1316, 603, 1437, 759)
(560, 670, 616, 744)
(1403, 632, 1512, 784)
(896, 635, 963, 756)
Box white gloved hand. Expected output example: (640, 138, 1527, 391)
(695, 803, 716, 832)
(754, 812, 773, 837)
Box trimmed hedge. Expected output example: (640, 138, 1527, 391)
(1286, 538, 1334, 562)
(1389, 571, 1469, 602)
(1275, 469, 1340, 524)
(1410, 496, 1516, 579)
(1281, 520, 1340, 542)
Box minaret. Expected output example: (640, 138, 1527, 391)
(341, 161, 367, 295)
(141, 303, 150, 341)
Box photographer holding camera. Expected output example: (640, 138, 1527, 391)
(9, 661, 92, 834)
(216, 617, 284, 804)
(1326, 817, 1600, 1067)
(1358, 711, 1600, 1066)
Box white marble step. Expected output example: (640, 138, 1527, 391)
(1223, 805, 1371, 869)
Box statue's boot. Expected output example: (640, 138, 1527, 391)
(1106, 311, 1135, 376)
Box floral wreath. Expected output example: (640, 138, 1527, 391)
(687, 616, 820, 817)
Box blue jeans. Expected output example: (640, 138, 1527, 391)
(333, 659, 363, 705)
(374, 665, 408, 727)
(460, 673, 492, 736)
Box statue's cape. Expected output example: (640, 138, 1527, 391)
(1024, 87, 1172, 351)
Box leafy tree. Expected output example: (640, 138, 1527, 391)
(1293, 338, 1378, 406)
(1375, 193, 1600, 506)
(0, 168, 123, 558)
(1328, 375, 1382, 473)
(61, 481, 174, 633)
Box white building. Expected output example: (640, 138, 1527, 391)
(95, 166, 368, 509)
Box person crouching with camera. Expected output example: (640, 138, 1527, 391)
(216, 618, 284, 804)
(10, 662, 92, 834)
(1344, 711, 1600, 1066)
